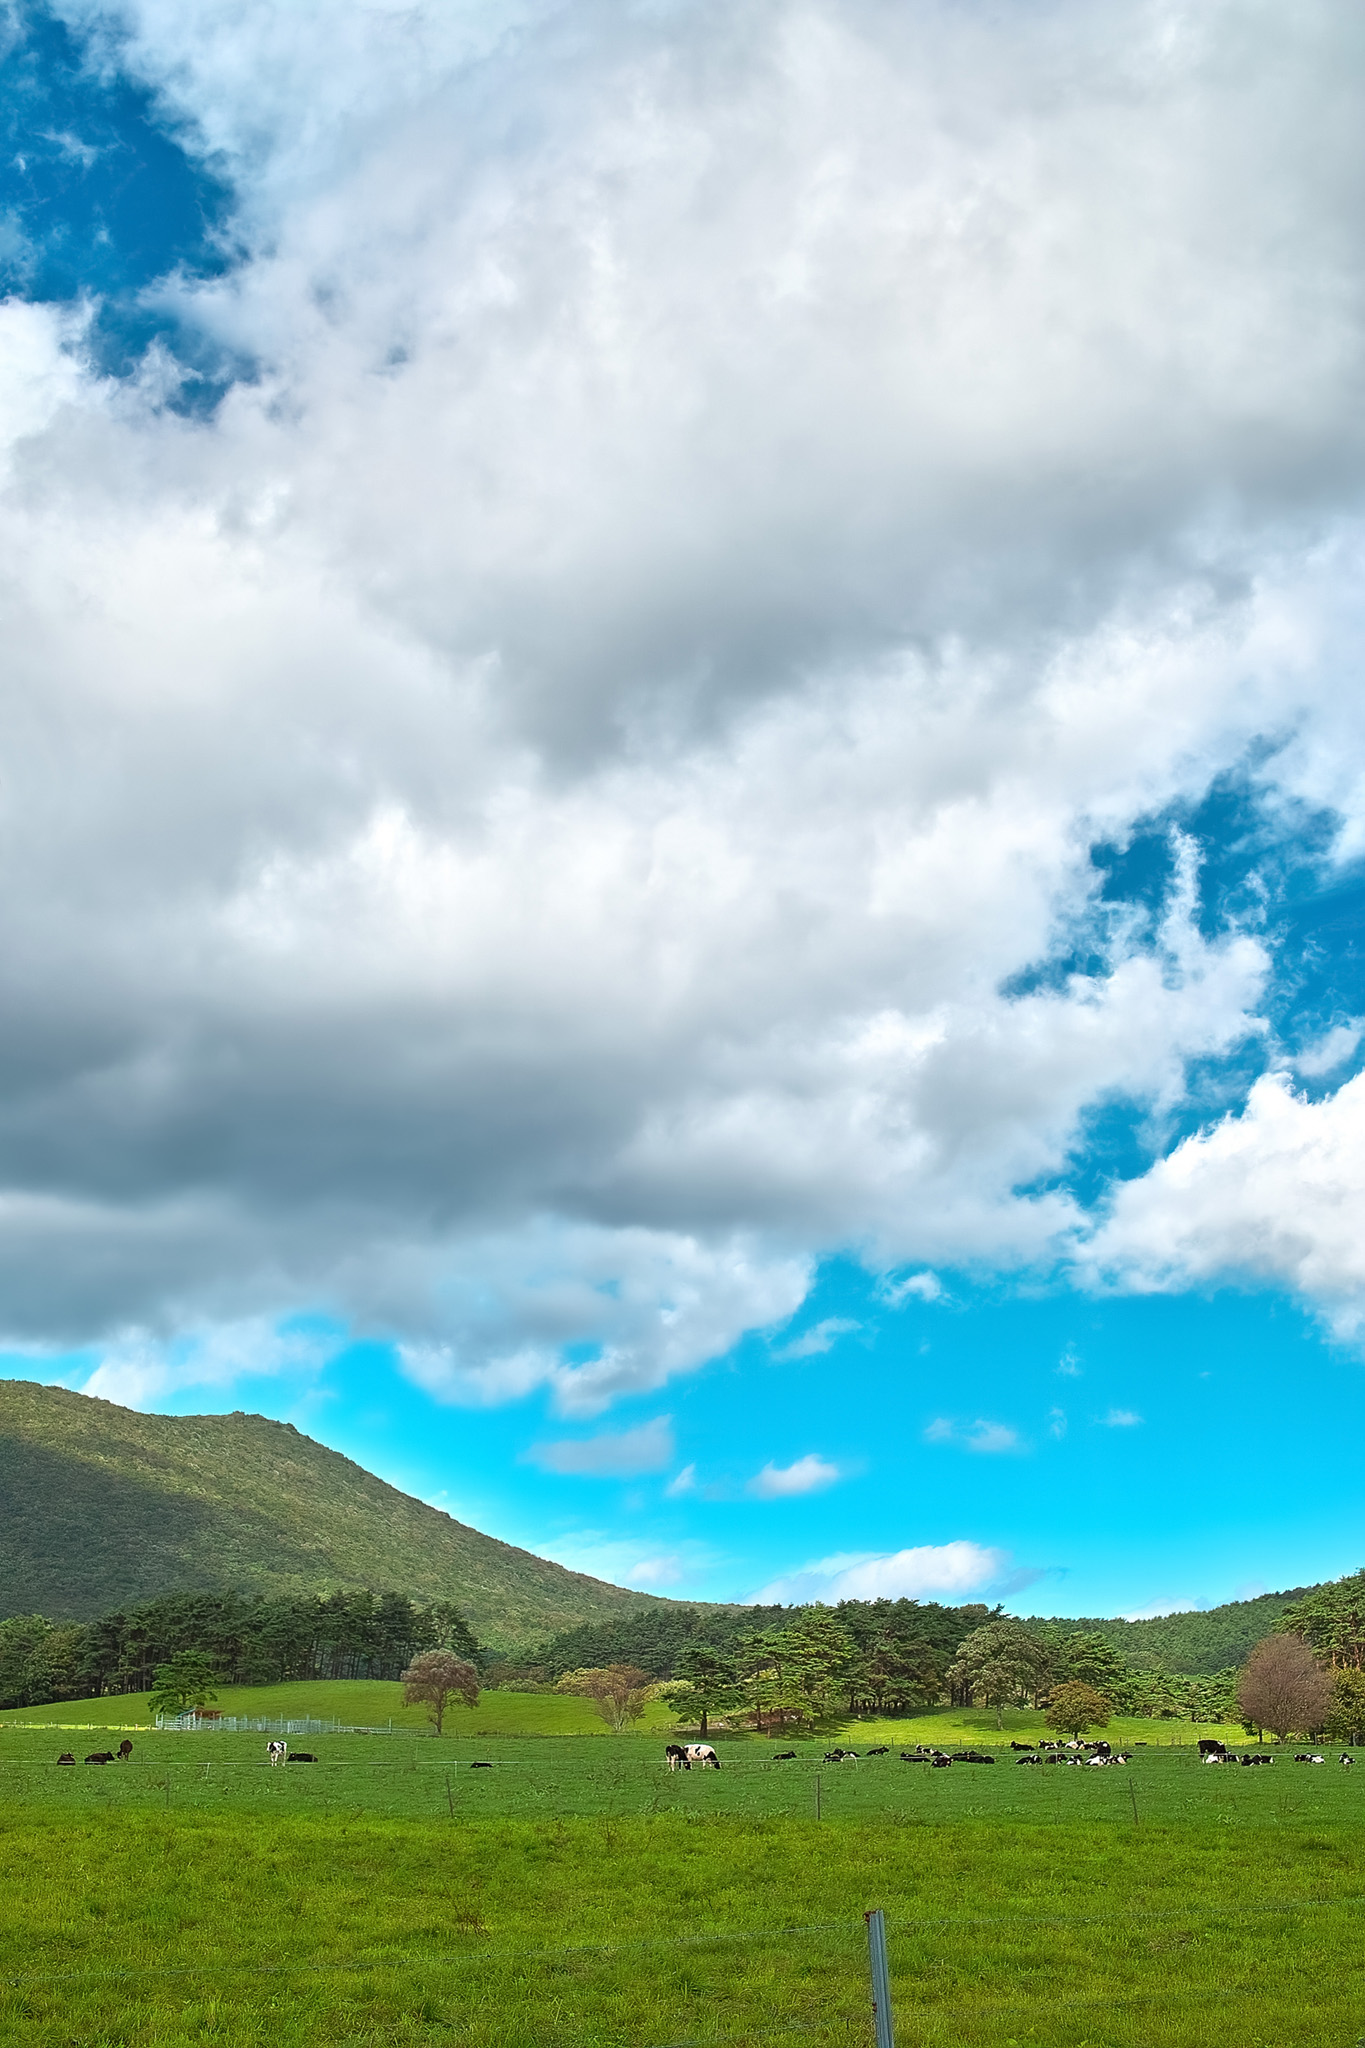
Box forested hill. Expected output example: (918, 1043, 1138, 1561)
(1027, 1587, 1316, 1675)
(0, 1381, 661, 1650)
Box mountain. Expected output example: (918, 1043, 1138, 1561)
(0, 1380, 662, 1649)
(1030, 1586, 1316, 1674)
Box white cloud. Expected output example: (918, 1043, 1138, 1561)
(1099, 1408, 1143, 1428)
(529, 1415, 675, 1478)
(1294, 1023, 1362, 1079)
(924, 1418, 1022, 1455)
(77, 1319, 334, 1410)
(772, 1317, 859, 1361)
(877, 1272, 944, 1308)
(748, 1453, 842, 1499)
(1083, 1070, 1365, 1335)
(665, 1463, 698, 1497)
(1048, 1407, 1067, 1439)
(753, 1538, 1008, 1604)
(0, 0, 1362, 1398)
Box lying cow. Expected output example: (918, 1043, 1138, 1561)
(267, 1741, 288, 1767)
(864, 1746, 889, 1756)
(1342, 1754, 1355, 1768)
(665, 1743, 720, 1771)
(56, 1752, 75, 1765)
(772, 1751, 797, 1761)
(85, 1752, 114, 1765)
(823, 1748, 858, 1763)
(287, 1752, 317, 1763)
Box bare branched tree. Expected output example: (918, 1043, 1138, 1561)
(1237, 1634, 1330, 1743)
(400, 1650, 480, 1735)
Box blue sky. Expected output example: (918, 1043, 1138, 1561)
(1, 0, 1364, 1622)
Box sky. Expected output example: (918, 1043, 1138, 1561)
(0, 0, 1363, 1623)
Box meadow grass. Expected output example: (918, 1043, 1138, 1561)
(0, 1681, 1248, 1750)
(1, 1804, 1363, 2046)
(3, 1706, 1354, 2044)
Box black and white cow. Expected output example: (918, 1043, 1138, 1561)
(1342, 1754, 1356, 1768)
(665, 1743, 720, 1771)
(772, 1751, 797, 1761)
(267, 1740, 288, 1767)
(823, 1748, 858, 1763)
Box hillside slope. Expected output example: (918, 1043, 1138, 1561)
(1030, 1587, 1314, 1673)
(0, 1381, 660, 1649)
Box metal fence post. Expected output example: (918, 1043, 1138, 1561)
(865, 1909, 895, 2048)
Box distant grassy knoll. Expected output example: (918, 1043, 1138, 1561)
(1, 1679, 1249, 1748)
(0, 1795, 1362, 2045)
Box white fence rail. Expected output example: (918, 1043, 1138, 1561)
(154, 1713, 393, 1734)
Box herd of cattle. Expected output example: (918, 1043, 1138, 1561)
(1198, 1738, 1354, 1767)
(49, 1735, 1362, 1772)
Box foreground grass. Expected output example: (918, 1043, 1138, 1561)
(1, 1807, 1363, 2046)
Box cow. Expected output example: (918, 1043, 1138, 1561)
(1203, 1751, 1227, 1764)
(666, 1743, 720, 1771)
(1009, 1742, 1036, 1752)
(900, 1751, 929, 1762)
(1198, 1738, 1227, 1757)
(1016, 1754, 1040, 1765)
(56, 1752, 75, 1765)
(469, 1761, 494, 1769)
(950, 1750, 994, 1764)
(267, 1741, 288, 1767)
(85, 1752, 114, 1765)
(930, 1754, 952, 1768)
(823, 1749, 857, 1763)
(287, 1752, 317, 1763)
(1342, 1754, 1355, 1768)
(117, 1739, 133, 1761)
(864, 1746, 889, 1757)
(772, 1751, 797, 1761)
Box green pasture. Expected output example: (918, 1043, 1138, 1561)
(1, 1801, 1364, 2047)
(0, 1725, 1359, 1826)
(0, 1678, 1249, 1751)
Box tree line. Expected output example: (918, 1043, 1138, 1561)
(0, 1588, 478, 1709)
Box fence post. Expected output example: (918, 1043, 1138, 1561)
(865, 1909, 895, 2048)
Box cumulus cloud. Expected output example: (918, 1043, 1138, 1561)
(528, 1415, 675, 1477)
(1099, 1409, 1143, 1428)
(1083, 1070, 1365, 1335)
(753, 1538, 1010, 1604)
(748, 1453, 842, 1499)
(0, 0, 1361, 1398)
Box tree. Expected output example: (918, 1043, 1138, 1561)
(947, 1621, 1054, 1729)
(556, 1664, 652, 1732)
(1237, 1634, 1330, 1743)
(660, 1644, 742, 1738)
(1045, 1681, 1111, 1739)
(148, 1650, 219, 1718)
(1325, 1668, 1365, 1747)
(400, 1649, 480, 1735)
(1280, 1573, 1365, 1671)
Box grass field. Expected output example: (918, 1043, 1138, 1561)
(0, 1680, 1247, 1750)
(3, 1697, 1354, 2044)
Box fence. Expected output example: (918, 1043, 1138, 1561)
(153, 1712, 394, 1734)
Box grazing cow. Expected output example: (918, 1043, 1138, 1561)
(56, 1752, 75, 1765)
(117, 1740, 133, 1761)
(267, 1741, 288, 1767)
(1342, 1754, 1355, 1768)
(287, 1752, 317, 1763)
(772, 1751, 797, 1761)
(1198, 1739, 1227, 1757)
(666, 1743, 721, 1771)
(85, 1752, 114, 1765)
